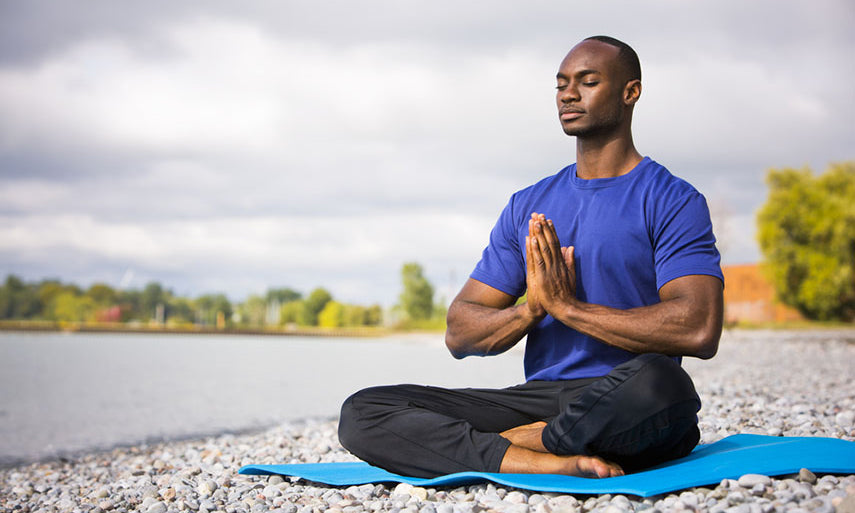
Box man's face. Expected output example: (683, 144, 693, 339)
(555, 40, 630, 138)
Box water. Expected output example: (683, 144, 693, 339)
(0, 331, 525, 466)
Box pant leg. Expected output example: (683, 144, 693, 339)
(338, 381, 577, 477)
(542, 353, 701, 472)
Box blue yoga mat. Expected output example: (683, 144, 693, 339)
(239, 434, 855, 497)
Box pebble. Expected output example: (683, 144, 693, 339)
(738, 474, 772, 488)
(0, 332, 853, 513)
(799, 468, 817, 484)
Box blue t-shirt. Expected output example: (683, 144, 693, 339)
(470, 157, 723, 381)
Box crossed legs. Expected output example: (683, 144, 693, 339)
(338, 354, 700, 478)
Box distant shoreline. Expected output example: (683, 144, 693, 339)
(0, 320, 397, 338)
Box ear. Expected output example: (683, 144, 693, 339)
(623, 79, 641, 106)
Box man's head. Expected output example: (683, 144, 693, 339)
(555, 36, 642, 138)
(582, 36, 641, 83)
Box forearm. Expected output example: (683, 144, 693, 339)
(552, 295, 722, 359)
(445, 300, 542, 359)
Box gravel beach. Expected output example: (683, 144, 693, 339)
(3, 330, 854, 513)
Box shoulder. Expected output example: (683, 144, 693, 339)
(637, 158, 701, 198)
(635, 159, 709, 219)
(636, 159, 713, 236)
(509, 165, 575, 206)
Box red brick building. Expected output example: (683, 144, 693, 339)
(721, 264, 804, 324)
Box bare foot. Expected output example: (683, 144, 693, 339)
(573, 454, 624, 478)
(500, 421, 548, 452)
(500, 445, 624, 478)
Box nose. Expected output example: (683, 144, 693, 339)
(557, 83, 580, 104)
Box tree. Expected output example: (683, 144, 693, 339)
(301, 288, 332, 326)
(86, 283, 117, 306)
(167, 297, 194, 325)
(116, 288, 142, 322)
(756, 162, 855, 321)
(399, 262, 435, 321)
(266, 288, 302, 304)
(364, 304, 383, 326)
(238, 294, 267, 326)
(195, 294, 233, 326)
(279, 300, 305, 326)
(318, 300, 344, 328)
(141, 282, 170, 321)
(48, 291, 96, 322)
(0, 275, 40, 319)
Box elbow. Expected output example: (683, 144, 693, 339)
(445, 335, 468, 359)
(445, 327, 474, 359)
(690, 317, 722, 360)
(693, 335, 719, 360)
(684, 292, 723, 360)
(444, 309, 469, 359)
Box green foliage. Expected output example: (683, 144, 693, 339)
(301, 288, 332, 326)
(238, 294, 268, 326)
(363, 304, 383, 326)
(140, 282, 169, 321)
(49, 291, 96, 322)
(195, 293, 233, 326)
(756, 162, 855, 321)
(399, 262, 435, 321)
(166, 297, 195, 325)
(318, 300, 344, 328)
(87, 283, 117, 306)
(0, 275, 41, 319)
(266, 287, 302, 304)
(342, 303, 383, 327)
(279, 300, 305, 326)
(0, 275, 384, 330)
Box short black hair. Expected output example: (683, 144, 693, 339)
(583, 35, 641, 82)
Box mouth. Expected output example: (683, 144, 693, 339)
(560, 109, 584, 121)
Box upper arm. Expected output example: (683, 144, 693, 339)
(658, 274, 724, 358)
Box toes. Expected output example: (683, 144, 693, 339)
(577, 456, 623, 478)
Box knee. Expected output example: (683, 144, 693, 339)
(624, 354, 699, 408)
(338, 386, 398, 452)
(338, 388, 370, 451)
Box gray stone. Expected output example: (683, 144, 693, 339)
(526, 495, 546, 507)
(679, 491, 699, 506)
(737, 474, 771, 488)
(836, 410, 855, 427)
(505, 491, 527, 504)
(797, 468, 817, 484)
(146, 502, 167, 513)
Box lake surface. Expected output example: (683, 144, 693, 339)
(0, 331, 525, 466)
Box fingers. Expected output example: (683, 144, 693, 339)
(562, 245, 575, 268)
(527, 219, 545, 268)
(529, 213, 560, 264)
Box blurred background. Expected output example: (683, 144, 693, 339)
(1, 0, 853, 466)
(1, 0, 852, 315)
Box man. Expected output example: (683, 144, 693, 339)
(339, 35, 723, 479)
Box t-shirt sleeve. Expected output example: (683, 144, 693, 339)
(652, 190, 724, 290)
(469, 194, 527, 297)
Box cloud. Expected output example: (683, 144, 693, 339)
(1, 1, 853, 303)
(0, 210, 495, 304)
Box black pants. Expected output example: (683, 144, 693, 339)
(338, 353, 701, 478)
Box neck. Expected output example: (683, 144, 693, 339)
(574, 126, 643, 180)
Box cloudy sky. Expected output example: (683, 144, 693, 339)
(1, 1, 853, 306)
